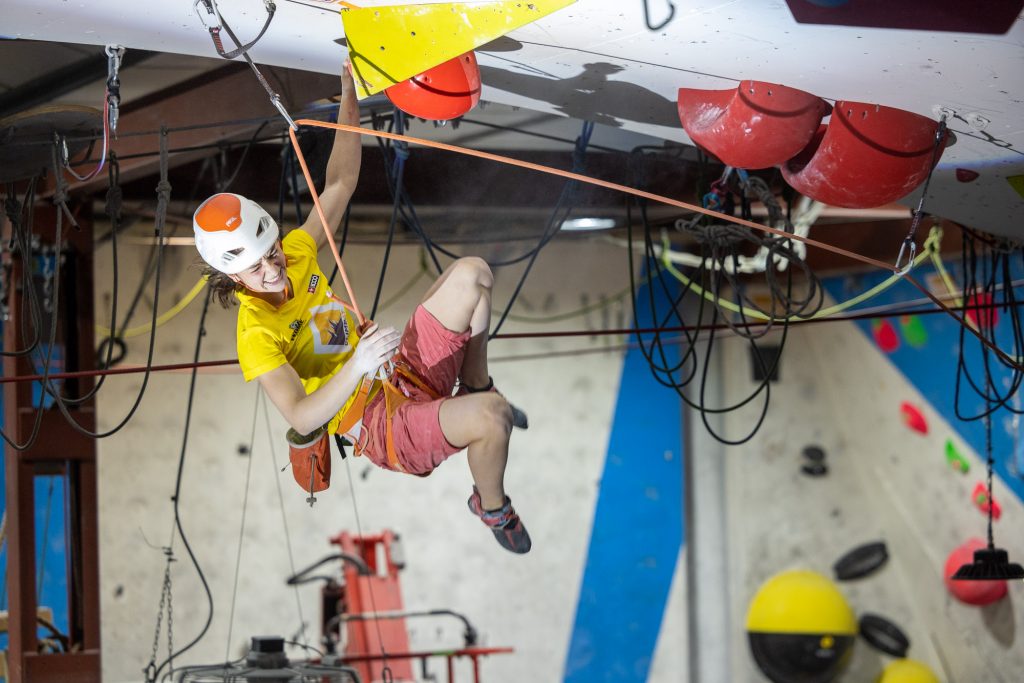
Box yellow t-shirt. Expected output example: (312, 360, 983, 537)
(235, 229, 364, 433)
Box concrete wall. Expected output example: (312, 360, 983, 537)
(719, 317, 1024, 683)
(91, 228, 690, 683)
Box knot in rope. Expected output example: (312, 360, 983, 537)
(51, 182, 69, 209)
(681, 220, 752, 249)
(155, 180, 172, 202)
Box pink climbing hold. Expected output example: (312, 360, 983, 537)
(945, 538, 1008, 606)
(872, 318, 900, 353)
(899, 402, 928, 435)
(965, 292, 999, 330)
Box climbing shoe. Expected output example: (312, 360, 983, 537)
(467, 487, 532, 554)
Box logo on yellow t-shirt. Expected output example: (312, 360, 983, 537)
(306, 301, 351, 355)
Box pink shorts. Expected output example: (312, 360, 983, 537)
(357, 305, 469, 475)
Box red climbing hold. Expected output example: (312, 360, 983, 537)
(871, 318, 900, 353)
(677, 81, 830, 169)
(781, 102, 951, 208)
(899, 402, 928, 435)
(956, 168, 980, 183)
(972, 482, 1003, 520)
(385, 51, 481, 121)
(945, 538, 1008, 606)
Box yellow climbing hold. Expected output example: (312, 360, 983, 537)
(342, 0, 576, 98)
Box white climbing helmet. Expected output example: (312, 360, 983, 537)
(193, 193, 279, 274)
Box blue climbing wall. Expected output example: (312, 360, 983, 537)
(823, 257, 1024, 506)
(563, 275, 685, 682)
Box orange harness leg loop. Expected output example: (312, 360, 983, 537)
(336, 374, 373, 437)
(382, 357, 441, 474)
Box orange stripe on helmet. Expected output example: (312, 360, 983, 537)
(195, 193, 243, 232)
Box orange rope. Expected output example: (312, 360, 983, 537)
(286, 118, 1022, 371)
(288, 125, 366, 328)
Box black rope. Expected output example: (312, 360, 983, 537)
(37, 131, 171, 439)
(953, 228, 1024, 421)
(0, 152, 65, 452)
(147, 286, 216, 683)
(370, 109, 410, 320)
(621, 154, 819, 445)
(489, 120, 595, 338)
(1, 177, 43, 357)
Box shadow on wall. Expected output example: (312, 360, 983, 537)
(479, 62, 680, 128)
(981, 596, 1017, 649)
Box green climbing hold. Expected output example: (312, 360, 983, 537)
(945, 439, 970, 474)
(899, 315, 928, 349)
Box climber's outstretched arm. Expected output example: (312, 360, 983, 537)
(299, 63, 362, 251)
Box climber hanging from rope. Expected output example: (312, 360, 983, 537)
(191, 63, 532, 554)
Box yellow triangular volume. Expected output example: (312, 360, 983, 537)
(342, 0, 576, 98)
(1008, 174, 1024, 200)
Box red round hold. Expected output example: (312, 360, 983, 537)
(386, 52, 481, 121)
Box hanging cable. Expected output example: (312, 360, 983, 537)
(953, 228, 1024, 420)
(370, 109, 410, 320)
(223, 389, 261, 665)
(0, 148, 67, 452)
(2, 178, 44, 357)
(262, 395, 309, 648)
(621, 152, 805, 445)
(146, 286, 216, 683)
(39, 130, 172, 439)
(490, 120, 595, 338)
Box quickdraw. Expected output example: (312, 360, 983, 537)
(195, 0, 277, 61)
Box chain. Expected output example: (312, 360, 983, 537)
(167, 564, 175, 680)
(144, 548, 175, 683)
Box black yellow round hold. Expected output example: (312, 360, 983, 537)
(746, 570, 857, 683)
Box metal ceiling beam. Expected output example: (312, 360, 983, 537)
(0, 48, 157, 120)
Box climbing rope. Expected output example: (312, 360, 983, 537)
(39, 129, 172, 439)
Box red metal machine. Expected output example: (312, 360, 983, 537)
(308, 530, 512, 683)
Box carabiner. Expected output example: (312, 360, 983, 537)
(894, 237, 916, 277)
(193, 0, 221, 31)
